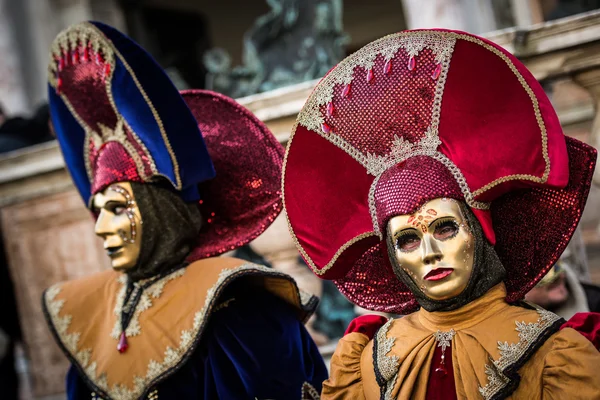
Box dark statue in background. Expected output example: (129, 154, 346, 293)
(204, 0, 349, 98)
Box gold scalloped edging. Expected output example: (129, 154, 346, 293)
(110, 269, 186, 339)
(45, 263, 314, 400)
(48, 23, 115, 85)
(296, 30, 550, 195)
(48, 23, 157, 185)
(374, 318, 399, 400)
(478, 308, 561, 399)
(301, 381, 321, 399)
(283, 30, 549, 276)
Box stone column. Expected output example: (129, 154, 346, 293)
(401, 0, 497, 34)
(510, 0, 544, 27)
(573, 69, 600, 187)
(0, 0, 29, 115)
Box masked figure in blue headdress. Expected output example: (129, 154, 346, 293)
(42, 22, 326, 400)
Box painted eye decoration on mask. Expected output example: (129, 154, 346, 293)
(108, 184, 139, 244)
(395, 217, 460, 253)
(431, 218, 459, 240)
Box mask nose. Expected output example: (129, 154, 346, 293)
(94, 209, 111, 238)
(421, 235, 443, 265)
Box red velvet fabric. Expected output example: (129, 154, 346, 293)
(284, 127, 376, 279)
(561, 312, 600, 350)
(438, 36, 568, 202)
(344, 315, 388, 340)
(426, 345, 457, 400)
(283, 29, 596, 314)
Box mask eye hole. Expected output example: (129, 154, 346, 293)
(432, 219, 459, 241)
(113, 205, 126, 215)
(396, 230, 421, 253)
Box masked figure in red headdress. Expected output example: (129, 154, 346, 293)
(42, 22, 326, 400)
(284, 29, 600, 399)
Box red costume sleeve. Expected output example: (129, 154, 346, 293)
(561, 312, 600, 350)
(344, 315, 388, 339)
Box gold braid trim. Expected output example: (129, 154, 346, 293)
(478, 308, 562, 399)
(45, 263, 312, 400)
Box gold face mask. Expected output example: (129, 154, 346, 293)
(388, 198, 474, 301)
(92, 182, 143, 271)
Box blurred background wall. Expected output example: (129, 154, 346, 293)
(2, 1, 600, 399)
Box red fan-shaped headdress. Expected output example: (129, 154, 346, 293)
(283, 29, 596, 314)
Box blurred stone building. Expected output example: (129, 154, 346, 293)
(1, 0, 600, 398)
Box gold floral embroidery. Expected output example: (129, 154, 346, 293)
(373, 319, 399, 400)
(46, 263, 312, 400)
(478, 308, 562, 399)
(110, 268, 186, 339)
(301, 381, 320, 400)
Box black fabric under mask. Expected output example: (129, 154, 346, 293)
(127, 182, 202, 282)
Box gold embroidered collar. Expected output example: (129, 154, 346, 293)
(42, 257, 317, 400)
(371, 284, 564, 400)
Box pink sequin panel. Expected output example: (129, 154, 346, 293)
(182, 91, 284, 260)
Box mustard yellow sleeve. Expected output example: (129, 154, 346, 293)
(542, 327, 600, 399)
(321, 332, 370, 400)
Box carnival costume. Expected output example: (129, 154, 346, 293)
(283, 29, 600, 399)
(42, 22, 326, 400)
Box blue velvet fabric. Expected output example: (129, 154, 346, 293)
(66, 291, 327, 399)
(49, 21, 216, 205)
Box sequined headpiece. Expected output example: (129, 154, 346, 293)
(283, 29, 597, 313)
(49, 22, 283, 259)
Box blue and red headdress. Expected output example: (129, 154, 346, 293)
(48, 21, 283, 259)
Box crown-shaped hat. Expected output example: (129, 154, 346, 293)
(49, 22, 284, 259)
(283, 29, 596, 313)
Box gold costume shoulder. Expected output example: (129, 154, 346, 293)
(323, 284, 600, 400)
(42, 257, 317, 400)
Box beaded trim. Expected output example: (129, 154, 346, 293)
(301, 381, 321, 400)
(478, 308, 563, 399)
(109, 269, 186, 339)
(107, 184, 140, 245)
(44, 263, 316, 400)
(372, 319, 399, 400)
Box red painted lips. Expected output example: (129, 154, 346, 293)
(424, 268, 454, 281)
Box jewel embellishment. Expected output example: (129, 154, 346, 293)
(117, 331, 128, 353)
(432, 63, 442, 80)
(433, 329, 455, 377)
(326, 102, 335, 117)
(108, 184, 140, 244)
(321, 122, 332, 134)
(366, 68, 374, 83)
(384, 59, 392, 75)
(407, 55, 416, 71)
(342, 83, 351, 98)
